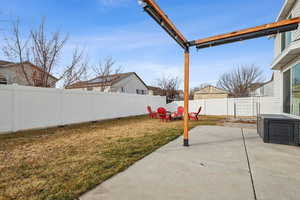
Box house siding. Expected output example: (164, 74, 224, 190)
(272, 0, 300, 115)
(73, 73, 149, 94)
(194, 93, 228, 100)
(193, 85, 229, 100)
(274, 0, 300, 58)
(274, 34, 282, 58)
(292, 0, 300, 39)
(112, 74, 148, 94)
(274, 55, 300, 113)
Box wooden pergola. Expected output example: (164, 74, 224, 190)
(137, 0, 300, 146)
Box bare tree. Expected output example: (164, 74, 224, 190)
(60, 49, 89, 88)
(2, 19, 32, 85)
(2, 18, 69, 87)
(92, 56, 122, 91)
(217, 64, 264, 97)
(30, 19, 68, 87)
(156, 75, 181, 103)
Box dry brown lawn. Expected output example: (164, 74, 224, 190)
(0, 115, 224, 200)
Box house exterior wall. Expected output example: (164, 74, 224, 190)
(194, 93, 228, 100)
(251, 72, 282, 97)
(274, 34, 282, 58)
(0, 64, 56, 87)
(111, 74, 148, 94)
(193, 85, 229, 100)
(273, 70, 283, 98)
(71, 74, 148, 94)
(292, 0, 300, 38)
(252, 81, 274, 97)
(272, 0, 300, 116)
(274, 0, 300, 58)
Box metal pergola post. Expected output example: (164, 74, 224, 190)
(137, 0, 300, 147)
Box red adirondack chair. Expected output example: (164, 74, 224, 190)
(157, 107, 171, 122)
(147, 106, 157, 118)
(172, 106, 184, 119)
(189, 107, 202, 120)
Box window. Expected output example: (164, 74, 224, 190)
(87, 87, 93, 91)
(281, 15, 293, 52)
(0, 74, 7, 84)
(283, 69, 291, 114)
(291, 63, 300, 115)
(136, 89, 146, 95)
(283, 63, 300, 116)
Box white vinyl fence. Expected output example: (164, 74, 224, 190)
(0, 85, 166, 134)
(168, 97, 281, 117)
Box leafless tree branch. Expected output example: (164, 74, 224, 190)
(156, 75, 181, 103)
(91, 56, 123, 91)
(2, 19, 32, 85)
(30, 18, 68, 87)
(60, 48, 89, 88)
(217, 64, 264, 97)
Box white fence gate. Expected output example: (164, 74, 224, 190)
(0, 85, 166, 134)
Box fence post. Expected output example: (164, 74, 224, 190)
(11, 85, 15, 132)
(204, 99, 207, 115)
(12, 84, 19, 132)
(227, 98, 229, 119)
(252, 97, 254, 117)
(234, 102, 237, 118)
(59, 89, 63, 126)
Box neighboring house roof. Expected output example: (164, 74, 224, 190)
(0, 60, 13, 66)
(67, 72, 148, 89)
(0, 60, 58, 81)
(249, 83, 264, 91)
(195, 85, 229, 94)
(252, 74, 274, 91)
(147, 85, 182, 95)
(147, 86, 165, 95)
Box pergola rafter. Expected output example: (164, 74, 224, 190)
(137, 0, 300, 146)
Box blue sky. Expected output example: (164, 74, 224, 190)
(0, 0, 283, 88)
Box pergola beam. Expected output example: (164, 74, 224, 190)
(189, 17, 300, 49)
(139, 0, 188, 49)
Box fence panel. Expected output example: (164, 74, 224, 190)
(0, 85, 166, 134)
(171, 96, 281, 117)
(0, 86, 13, 132)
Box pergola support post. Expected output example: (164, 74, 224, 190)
(183, 48, 190, 147)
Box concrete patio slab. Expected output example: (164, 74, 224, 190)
(243, 128, 300, 200)
(80, 126, 300, 200)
